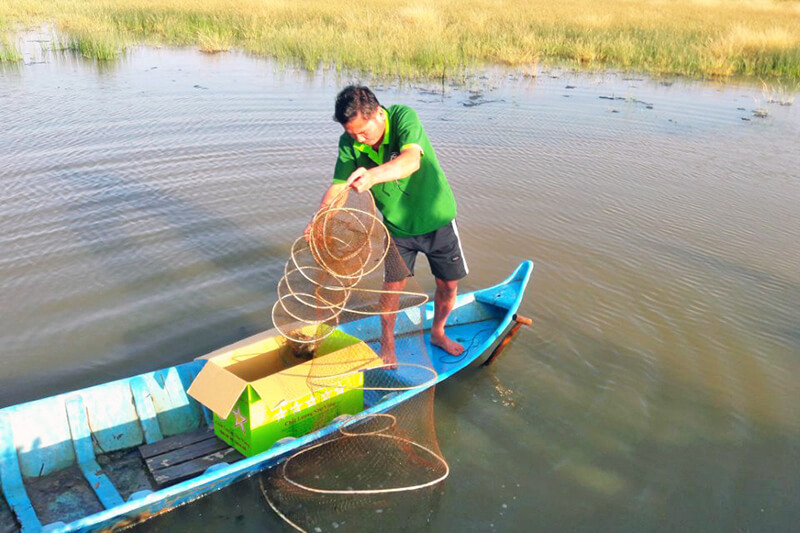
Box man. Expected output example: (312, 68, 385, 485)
(306, 85, 468, 357)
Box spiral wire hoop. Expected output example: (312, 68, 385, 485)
(265, 188, 448, 531)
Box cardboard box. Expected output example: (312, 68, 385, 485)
(188, 327, 381, 457)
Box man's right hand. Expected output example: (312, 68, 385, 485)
(347, 167, 377, 193)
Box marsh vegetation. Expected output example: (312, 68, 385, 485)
(2, 1, 800, 81)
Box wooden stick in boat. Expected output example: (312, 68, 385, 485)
(482, 314, 532, 366)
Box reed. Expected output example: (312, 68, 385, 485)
(0, 17, 20, 61)
(761, 78, 798, 105)
(1, 0, 799, 80)
(60, 18, 127, 60)
(0, 37, 20, 62)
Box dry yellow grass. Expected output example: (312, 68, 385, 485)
(1, 0, 799, 80)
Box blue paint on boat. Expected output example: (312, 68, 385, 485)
(0, 261, 533, 532)
(0, 415, 41, 532)
(129, 377, 164, 445)
(64, 397, 125, 510)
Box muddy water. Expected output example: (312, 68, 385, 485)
(1, 37, 799, 532)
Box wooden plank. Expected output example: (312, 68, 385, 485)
(145, 437, 230, 472)
(138, 427, 215, 460)
(152, 447, 244, 487)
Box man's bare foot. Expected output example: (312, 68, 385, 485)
(380, 341, 398, 370)
(431, 331, 465, 356)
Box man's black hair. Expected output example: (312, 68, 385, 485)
(334, 85, 380, 125)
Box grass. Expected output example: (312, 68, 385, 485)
(0, 0, 799, 81)
(60, 18, 128, 60)
(0, 36, 20, 61)
(0, 17, 20, 61)
(761, 78, 798, 104)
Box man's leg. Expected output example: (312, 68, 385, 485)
(380, 279, 407, 366)
(380, 239, 416, 367)
(431, 277, 464, 355)
(425, 220, 468, 356)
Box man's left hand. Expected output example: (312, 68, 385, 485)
(346, 167, 376, 193)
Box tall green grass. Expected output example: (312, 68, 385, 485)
(0, 18, 20, 61)
(58, 18, 127, 60)
(0, 37, 20, 61)
(1, 0, 799, 80)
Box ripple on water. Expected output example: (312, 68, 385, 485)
(1, 45, 799, 531)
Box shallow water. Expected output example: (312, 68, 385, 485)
(1, 34, 799, 532)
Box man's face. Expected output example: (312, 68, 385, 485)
(343, 108, 385, 147)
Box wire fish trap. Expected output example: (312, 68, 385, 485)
(263, 188, 448, 532)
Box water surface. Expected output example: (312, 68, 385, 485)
(1, 37, 799, 532)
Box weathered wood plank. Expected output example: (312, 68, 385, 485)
(152, 448, 244, 487)
(138, 427, 215, 460)
(145, 437, 230, 472)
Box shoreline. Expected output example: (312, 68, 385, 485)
(3, 32, 797, 100)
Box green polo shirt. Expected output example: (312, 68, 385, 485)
(332, 105, 457, 238)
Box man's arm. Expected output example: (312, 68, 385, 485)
(317, 181, 348, 210)
(347, 146, 422, 193)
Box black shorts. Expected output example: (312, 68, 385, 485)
(385, 220, 469, 283)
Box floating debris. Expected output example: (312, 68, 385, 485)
(462, 99, 505, 107)
(599, 95, 653, 108)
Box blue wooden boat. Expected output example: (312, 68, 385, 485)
(0, 261, 533, 532)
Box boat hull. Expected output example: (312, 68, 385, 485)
(0, 261, 533, 532)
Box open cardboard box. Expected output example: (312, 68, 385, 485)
(188, 326, 382, 457)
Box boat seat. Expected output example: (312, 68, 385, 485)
(474, 284, 518, 310)
(138, 428, 243, 487)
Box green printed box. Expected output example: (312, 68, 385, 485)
(188, 327, 380, 457)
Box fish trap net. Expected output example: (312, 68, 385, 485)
(262, 188, 448, 531)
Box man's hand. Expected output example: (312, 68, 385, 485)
(346, 167, 376, 193)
